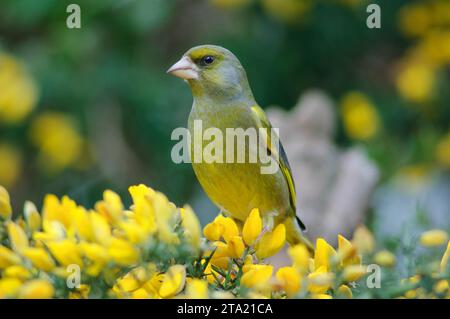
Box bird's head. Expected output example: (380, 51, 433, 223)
(167, 45, 254, 102)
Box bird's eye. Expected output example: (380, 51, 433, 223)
(201, 55, 215, 65)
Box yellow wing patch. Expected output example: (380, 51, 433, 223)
(250, 105, 297, 210)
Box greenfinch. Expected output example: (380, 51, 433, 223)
(168, 45, 313, 251)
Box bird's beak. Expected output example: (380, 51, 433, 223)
(166, 56, 198, 80)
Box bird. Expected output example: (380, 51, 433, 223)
(167, 45, 313, 251)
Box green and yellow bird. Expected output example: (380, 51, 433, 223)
(168, 45, 313, 250)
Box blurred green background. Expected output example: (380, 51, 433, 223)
(0, 0, 449, 234)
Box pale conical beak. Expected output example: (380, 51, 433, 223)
(166, 56, 199, 80)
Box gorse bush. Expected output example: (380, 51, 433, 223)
(0, 184, 448, 299)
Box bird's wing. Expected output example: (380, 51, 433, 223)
(250, 105, 305, 230)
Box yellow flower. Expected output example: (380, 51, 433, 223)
(41, 194, 77, 233)
(262, 0, 312, 24)
(275, 266, 301, 296)
(90, 212, 112, 245)
(288, 244, 310, 274)
(337, 284, 353, 299)
(436, 132, 450, 168)
(240, 264, 273, 289)
(342, 265, 367, 282)
(227, 236, 245, 259)
(337, 234, 360, 267)
(4, 265, 31, 281)
(255, 224, 286, 259)
(395, 61, 435, 103)
(18, 280, 54, 299)
(114, 267, 149, 293)
(108, 238, 139, 266)
(0, 53, 38, 124)
(341, 91, 380, 140)
(374, 250, 396, 267)
(398, 3, 431, 38)
(434, 280, 449, 295)
(0, 143, 22, 187)
(203, 221, 224, 242)
(152, 192, 180, 244)
(440, 241, 449, 273)
(180, 205, 202, 248)
(420, 229, 448, 247)
(159, 265, 186, 298)
(420, 30, 450, 66)
(0, 185, 12, 220)
(186, 279, 209, 299)
(95, 190, 124, 224)
(47, 240, 83, 267)
(78, 242, 109, 276)
(352, 225, 375, 254)
(7, 221, 29, 254)
(69, 284, 90, 299)
(24, 201, 41, 233)
(0, 245, 21, 269)
(214, 215, 239, 242)
(307, 266, 334, 294)
(242, 208, 262, 246)
(314, 238, 337, 271)
(210, 241, 231, 269)
(22, 247, 55, 272)
(29, 112, 84, 173)
(0, 278, 22, 298)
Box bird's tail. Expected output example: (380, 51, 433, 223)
(283, 216, 315, 254)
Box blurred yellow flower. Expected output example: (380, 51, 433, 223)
(288, 244, 310, 274)
(108, 238, 139, 266)
(262, 0, 312, 24)
(22, 247, 55, 272)
(314, 238, 337, 271)
(18, 279, 54, 299)
(29, 112, 84, 173)
(307, 266, 334, 294)
(0, 186, 12, 220)
(242, 208, 262, 246)
(241, 264, 273, 289)
(275, 266, 301, 296)
(159, 265, 186, 298)
(3, 265, 31, 281)
(342, 264, 367, 282)
(255, 224, 286, 259)
(337, 284, 353, 299)
(398, 3, 431, 38)
(435, 132, 450, 168)
(0, 53, 38, 124)
(419, 30, 450, 66)
(180, 205, 202, 248)
(337, 234, 360, 267)
(186, 278, 209, 299)
(0, 143, 22, 187)
(420, 229, 448, 247)
(395, 61, 435, 103)
(0, 278, 22, 298)
(7, 222, 29, 254)
(0, 245, 21, 269)
(48, 240, 84, 267)
(352, 225, 375, 254)
(24, 201, 41, 233)
(341, 91, 380, 140)
(374, 250, 396, 267)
